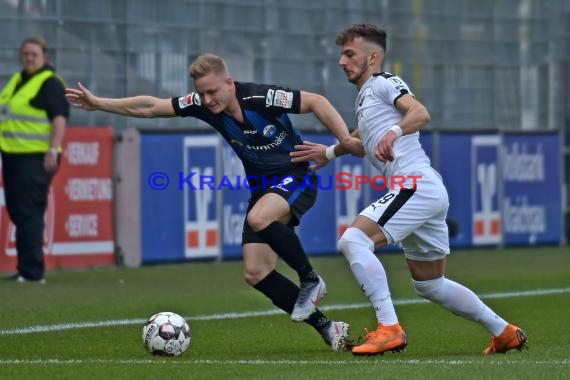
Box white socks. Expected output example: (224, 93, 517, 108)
(339, 226, 509, 336)
(412, 277, 508, 336)
(338, 227, 398, 325)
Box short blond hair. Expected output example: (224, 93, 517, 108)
(189, 53, 229, 80)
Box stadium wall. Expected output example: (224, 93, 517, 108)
(1, 0, 567, 270)
(0, 126, 561, 271)
(114, 128, 562, 267)
(0, 127, 116, 272)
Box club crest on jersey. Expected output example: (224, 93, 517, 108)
(263, 124, 277, 138)
(178, 93, 201, 109)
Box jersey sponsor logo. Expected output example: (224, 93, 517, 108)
(273, 90, 293, 108)
(265, 89, 274, 107)
(243, 129, 258, 135)
(236, 131, 287, 152)
(178, 93, 201, 109)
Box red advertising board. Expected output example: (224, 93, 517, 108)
(0, 127, 116, 272)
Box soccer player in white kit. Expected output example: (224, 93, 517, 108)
(291, 24, 527, 356)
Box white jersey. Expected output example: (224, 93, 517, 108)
(355, 73, 450, 257)
(356, 73, 431, 179)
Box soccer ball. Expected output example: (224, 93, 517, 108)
(142, 311, 191, 356)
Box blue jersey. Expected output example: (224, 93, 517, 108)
(172, 82, 308, 176)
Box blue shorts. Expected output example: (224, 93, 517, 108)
(242, 170, 317, 245)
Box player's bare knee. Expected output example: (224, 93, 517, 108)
(246, 211, 269, 232)
(243, 261, 274, 285)
(243, 268, 264, 286)
(412, 277, 445, 301)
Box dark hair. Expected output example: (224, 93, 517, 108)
(336, 24, 387, 51)
(20, 36, 48, 55)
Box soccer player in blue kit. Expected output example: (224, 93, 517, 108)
(66, 53, 363, 351)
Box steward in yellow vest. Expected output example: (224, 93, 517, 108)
(1, 37, 68, 283)
(0, 69, 62, 153)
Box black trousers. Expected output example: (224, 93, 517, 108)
(1, 152, 56, 280)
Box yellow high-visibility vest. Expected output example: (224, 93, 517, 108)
(0, 70, 59, 153)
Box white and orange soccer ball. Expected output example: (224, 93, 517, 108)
(142, 312, 191, 356)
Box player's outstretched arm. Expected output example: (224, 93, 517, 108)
(65, 82, 176, 118)
(299, 91, 362, 156)
(291, 129, 364, 170)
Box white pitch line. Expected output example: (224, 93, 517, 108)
(1, 287, 569, 336)
(0, 358, 568, 366)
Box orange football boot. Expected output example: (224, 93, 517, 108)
(483, 324, 528, 354)
(352, 322, 407, 356)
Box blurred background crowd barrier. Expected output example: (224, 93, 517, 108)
(0, 0, 567, 269)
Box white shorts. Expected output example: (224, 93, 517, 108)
(359, 167, 450, 261)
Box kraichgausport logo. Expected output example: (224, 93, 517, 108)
(147, 172, 422, 192)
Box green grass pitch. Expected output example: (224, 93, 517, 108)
(1, 246, 569, 379)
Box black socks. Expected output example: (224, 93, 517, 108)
(253, 270, 330, 332)
(257, 221, 317, 282)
